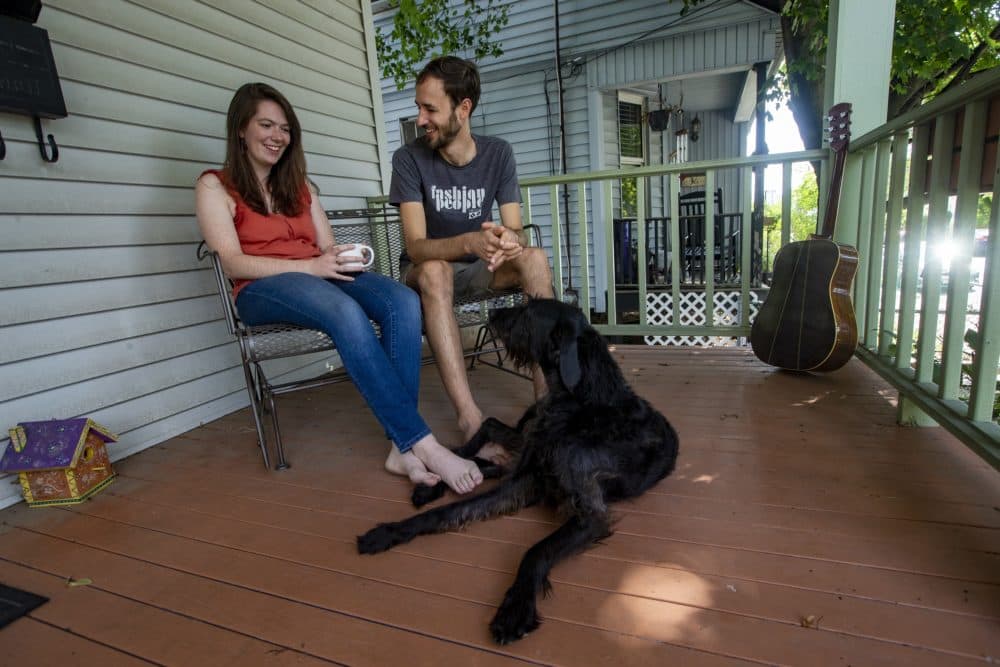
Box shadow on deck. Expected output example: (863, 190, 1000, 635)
(1, 347, 998, 665)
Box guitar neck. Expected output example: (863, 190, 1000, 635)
(818, 103, 852, 239)
(819, 150, 848, 238)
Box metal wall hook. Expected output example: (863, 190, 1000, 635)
(33, 116, 59, 163)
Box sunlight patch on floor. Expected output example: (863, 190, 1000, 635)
(592, 563, 715, 642)
(791, 392, 830, 407)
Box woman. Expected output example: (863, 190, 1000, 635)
(196, 82, 482, 494)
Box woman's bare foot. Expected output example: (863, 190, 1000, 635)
(410, 435, 483, 494)
(385, 445, 441, 486)
(459, 412, 512, 466)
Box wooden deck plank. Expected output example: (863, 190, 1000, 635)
(1, 348, 998, 666)
(0, 560, 333, 666)
(0, 616, 154, 666)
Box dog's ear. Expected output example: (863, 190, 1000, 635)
(558, 335, 581, 390)
(557, 319, 583, 391)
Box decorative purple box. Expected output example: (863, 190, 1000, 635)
(1, 418, 117, 507)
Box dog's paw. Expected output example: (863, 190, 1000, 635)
(489, 591, 541, 644)
(411, 481, 446, 508)
(356, 524, 397, 554)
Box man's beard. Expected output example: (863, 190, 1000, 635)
(426, 111, 461, 150)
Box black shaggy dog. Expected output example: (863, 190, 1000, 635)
(357, 298, 679, 644)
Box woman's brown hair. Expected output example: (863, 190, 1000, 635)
(222, 82, 307, 217)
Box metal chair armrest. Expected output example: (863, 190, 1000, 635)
(197, 241, 241, 337)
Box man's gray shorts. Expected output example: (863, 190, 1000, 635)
(400, 259, 494, 301)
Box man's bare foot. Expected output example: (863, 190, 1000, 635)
(459, 412, 512, 466)
(410, 435, 483, 494)
(385, 445, 441, 486)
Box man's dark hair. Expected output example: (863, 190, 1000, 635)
(417, 56, 481, 113)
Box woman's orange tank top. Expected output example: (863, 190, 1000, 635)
(206, 170, 320, 298)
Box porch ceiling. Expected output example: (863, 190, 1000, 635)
(634, 71, 748, 115)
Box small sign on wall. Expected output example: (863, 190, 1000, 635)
(680, 173, 706, 188)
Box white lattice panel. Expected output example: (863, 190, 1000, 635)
(644, 291, 761, 346)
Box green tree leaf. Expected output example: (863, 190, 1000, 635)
(377, 0, 510, 91)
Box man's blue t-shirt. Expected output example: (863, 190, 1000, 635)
(389, 134, 521, 262)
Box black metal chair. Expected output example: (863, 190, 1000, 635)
(677, 188, 747, 284)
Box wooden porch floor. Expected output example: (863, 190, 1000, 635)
(1, 347, 999, 666)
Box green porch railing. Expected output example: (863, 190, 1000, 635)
(518, 150, 826, 338)
(844, 67, 1000, 469)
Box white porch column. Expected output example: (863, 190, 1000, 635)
(824, 0, 895, 137)
(823, 0, 896, 246)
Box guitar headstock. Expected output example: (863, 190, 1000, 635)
(825, 102, 852, 152)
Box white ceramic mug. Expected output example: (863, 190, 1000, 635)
(340, 243, 375, 272)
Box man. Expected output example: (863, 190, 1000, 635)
(389, 56, 554, 460)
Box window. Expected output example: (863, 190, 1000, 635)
(399, 117, 425, 145)
(617, 92, 646, 217)
(617, 93, 645, 165)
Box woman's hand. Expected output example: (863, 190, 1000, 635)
(309, 244, 366, 280)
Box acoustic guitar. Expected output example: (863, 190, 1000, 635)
(750, 103, 858, 372)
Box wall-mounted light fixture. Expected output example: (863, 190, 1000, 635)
(690, 115, 702, 142)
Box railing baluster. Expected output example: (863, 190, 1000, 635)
(968, 164, 999, 423)
(704, 170, 716, 327)
(740, 166, 752, 327)
(877, 131, 909, 358)
(862, 140, 892, 348)
(854, 146, 876, 342)
(578, 182, 591, 320)
(896, 124, 930, 371)
(669, 174, 682, 327)
(781, 161, 792, 248)
(637, 177, 647, 326)
(602, 180, 617, 326)
(550, 184, 563, 302)
(940, 100, 988, 400)
(916, 111, 957, 384)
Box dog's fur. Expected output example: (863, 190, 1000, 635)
(357, 299, 679, 644)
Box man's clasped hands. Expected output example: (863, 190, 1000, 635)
(475, 222, 523, 272)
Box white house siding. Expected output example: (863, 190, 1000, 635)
(376, 1, 777, 310)
(0, 0, 387, 508)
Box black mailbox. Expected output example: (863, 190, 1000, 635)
(0, 13, 66, 161)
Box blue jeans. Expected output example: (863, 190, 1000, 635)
(236, 271, 430, 452)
